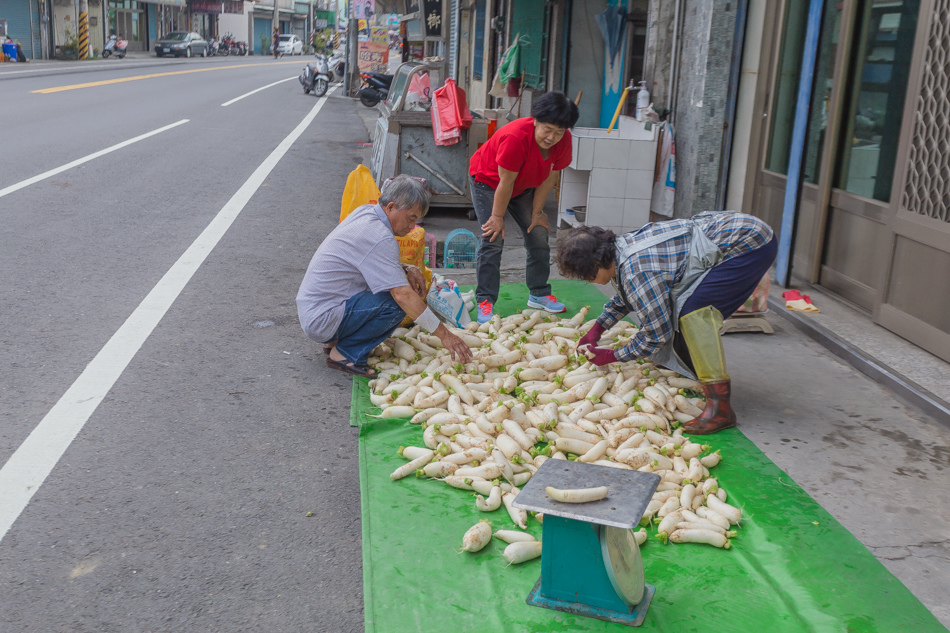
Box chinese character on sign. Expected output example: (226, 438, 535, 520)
(422, 0, 442, 37)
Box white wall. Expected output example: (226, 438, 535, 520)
(219, 8, 250, 41)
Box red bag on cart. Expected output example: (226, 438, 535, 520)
(432, 79, 473, 146)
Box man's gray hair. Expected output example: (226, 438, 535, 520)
(379, 174, 430, 216)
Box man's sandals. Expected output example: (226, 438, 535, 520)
(326, 357, 375, 378)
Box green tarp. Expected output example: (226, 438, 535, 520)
(353, 280, 945, 633)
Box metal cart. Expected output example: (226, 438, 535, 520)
(369, 62, 486, 217)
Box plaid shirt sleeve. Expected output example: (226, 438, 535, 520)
(597, 294, 628, 329)
(614, 270, 675, 362)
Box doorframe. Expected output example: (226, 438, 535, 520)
(805, 0, 858, 284)
(740, 0, 782, 218)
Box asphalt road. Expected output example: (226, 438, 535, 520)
(1, 56, 368, 632)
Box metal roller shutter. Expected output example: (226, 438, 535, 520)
(448, 0, 458, 80)
(4, 0, 41, 59)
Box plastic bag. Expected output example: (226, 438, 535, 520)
(736, 274, 771, 314)
(432, 79, 472, 147)
(498, 37, 520, 84)
(406, 71, 431, 111)
(426, 274, 471, 328)
(396, 226, 426, 270)
(340, 164, 380, 223)
(650, 122, 676, 218)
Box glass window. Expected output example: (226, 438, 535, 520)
(836, 0, 920, 202)
(764, 1, 809, 174)
(802, 2, 843, 184)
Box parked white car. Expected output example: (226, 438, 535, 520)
(277, 34, 304, 55)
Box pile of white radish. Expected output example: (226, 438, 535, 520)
(370, 307, 744, 560)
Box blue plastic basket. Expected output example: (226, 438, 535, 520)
(443, 228, 479, 269)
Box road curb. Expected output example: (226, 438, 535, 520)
(767, 296, 950, 428)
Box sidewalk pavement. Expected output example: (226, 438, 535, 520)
(352, 99, 950, 628)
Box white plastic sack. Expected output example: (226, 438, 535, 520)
(426, 274, 471, 328)
(651, 122, 676, 218)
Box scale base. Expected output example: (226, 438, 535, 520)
(526, 579, 655, 627)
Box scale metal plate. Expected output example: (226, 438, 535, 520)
(601, 525, 646, 605)
(513, 460, 661, 529)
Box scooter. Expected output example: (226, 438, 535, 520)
(101, 34, 128, 59)
(358, 72, 393, 107)
(300, 54, 331, 97)
(324, 50, 345, 82)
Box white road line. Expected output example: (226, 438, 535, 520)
(221, 76, 297, 107)
(0, 84, 338, 543)
(0, 119, 190, 200)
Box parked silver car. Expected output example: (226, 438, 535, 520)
(277, 34, 304, 55)
(155, 32, 209, 58)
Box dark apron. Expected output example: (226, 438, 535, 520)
(611, 217, 724, 379)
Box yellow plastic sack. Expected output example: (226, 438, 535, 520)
(396, 226, 426, 269)
(397, 227, 430, 327)
(340, 164, 380, 223)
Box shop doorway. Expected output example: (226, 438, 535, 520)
(109, 1, 145, 51)
(747, 0, 950, 362)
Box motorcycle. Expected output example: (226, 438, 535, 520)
(101, 34, 128, 59)
(220, 33, 247, 56)
(300, 54, 331, 98)
(358, 72, 393, 107)
(207, 37, 219, 56)
(322, 50, 345, 82)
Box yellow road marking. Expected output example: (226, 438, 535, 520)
(32, 61, 301, 94)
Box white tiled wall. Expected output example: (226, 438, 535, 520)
(559, 120, 658, 233)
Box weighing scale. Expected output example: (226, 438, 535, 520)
(513, 460, 661, 627)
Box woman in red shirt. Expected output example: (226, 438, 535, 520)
(469, 91, 579, 323)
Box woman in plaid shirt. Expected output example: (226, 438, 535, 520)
(555, 212, 776, 434)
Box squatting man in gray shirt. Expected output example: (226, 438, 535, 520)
(296, 175, 473, 378)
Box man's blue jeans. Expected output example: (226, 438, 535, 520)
(329, 290, 405, 366)
(470, 177, 552, 304)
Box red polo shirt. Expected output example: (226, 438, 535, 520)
(470, 117, 573, 197)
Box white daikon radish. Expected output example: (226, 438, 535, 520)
(657, 496, 681, 517)
(554, 437, 595, 456)
(696, 506, 731, 530)
(529, 355, 568, 371)
(502, 491, 528, 529)
(577, 440, 609, 463)
(398, 446, 431, 460)
(503, 541, 543, 564)
(707, 494, 742, 525)
(390, 450, 434, 480)
(657, 510, 684, 536)
(502, 420, 535, 451)
(475, 486, 502, 512)
(419, 461, 458, 478)
(669, 528, 731, 549)
(461, 521, 493, 552)
(545, 486, 609, 503)
(700, 450, 722, 468)
(455, 463, 503, 480)
(494, 530, 537, 544)
(372, 406, 417, 419)
(442, 448, 488, 465)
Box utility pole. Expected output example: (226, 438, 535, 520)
(77, 0, 89, 59)
(348, 1, 360, 96)
(343, 0, 352, 95)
